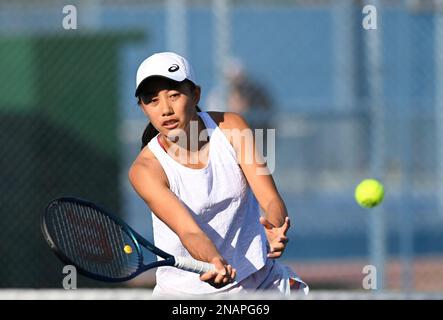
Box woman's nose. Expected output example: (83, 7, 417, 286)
(160, 96, 174, 116)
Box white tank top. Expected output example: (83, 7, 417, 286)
(147, 111, 268, 294)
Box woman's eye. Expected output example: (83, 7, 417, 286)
(170, 93, 180, 99)
(140, 95, 155, 105)
(148, 98, 158, 105)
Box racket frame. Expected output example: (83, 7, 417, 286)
(41, 197, 177, 282)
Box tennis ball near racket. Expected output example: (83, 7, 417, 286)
(355, 179, 384, 208)
(123, 245, 133, 254)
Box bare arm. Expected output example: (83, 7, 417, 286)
(219, 112, 291, 258)
(128, 154, 235, 285)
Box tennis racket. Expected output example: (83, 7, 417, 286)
(41, 197, 215, 282)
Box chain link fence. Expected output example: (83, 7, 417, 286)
(1, 0, 443, 294)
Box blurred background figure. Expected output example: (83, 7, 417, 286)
(206, 58, 274, 130)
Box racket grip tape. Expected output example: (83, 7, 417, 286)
(174, 256, 216, 274)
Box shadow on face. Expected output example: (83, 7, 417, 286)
(136, 76, 195, 105)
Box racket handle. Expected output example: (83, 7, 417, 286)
(174, 256, 216, 274)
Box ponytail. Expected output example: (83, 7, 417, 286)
(140, 105, 202, 150)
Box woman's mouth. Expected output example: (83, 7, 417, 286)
(162, 119, 179, 129)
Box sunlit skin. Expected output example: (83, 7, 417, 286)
(138, 77, 211, 169)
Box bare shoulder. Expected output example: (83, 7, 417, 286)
(206, 111, 250, 131)
(128, 146, 169, 189)
(206, 112, 252, 154)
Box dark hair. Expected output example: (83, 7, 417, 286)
(137, 79, 201, 150)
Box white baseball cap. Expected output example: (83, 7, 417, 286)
(135, 52, 196, 96)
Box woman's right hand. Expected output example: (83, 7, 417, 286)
(199, 256, 236, 288)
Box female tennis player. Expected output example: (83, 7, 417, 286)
(128, 52, 308, 296)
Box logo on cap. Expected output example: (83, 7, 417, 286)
(168, 64, 179, 72)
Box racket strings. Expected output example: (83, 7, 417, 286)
(69, 203, 98, 275)
(80, 204, 115, 277)
(84, 205, 118, 277)
(98, 209, 128, 276)
(46, 201, 141, 280)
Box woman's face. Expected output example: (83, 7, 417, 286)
(138, 77, 201, 138)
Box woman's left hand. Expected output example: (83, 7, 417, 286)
(259, 216, 290, 259)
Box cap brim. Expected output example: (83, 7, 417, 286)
(134, 75, 185, 97)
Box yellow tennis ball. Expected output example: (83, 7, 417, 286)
(355, 179, 384, 208)
(123, 245, 133, 254)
